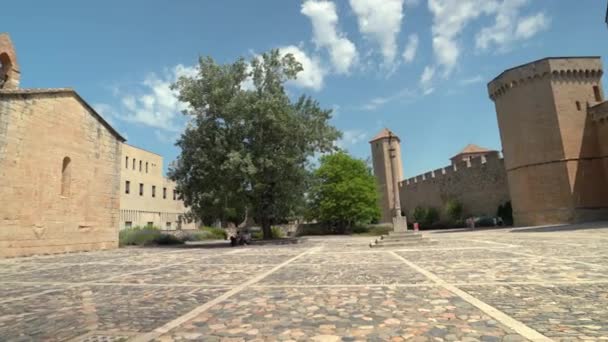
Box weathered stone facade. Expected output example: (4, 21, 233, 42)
(120, 144, 195, 230)
(399, 152, 510, 221)
(370, 129, 404, 223)
(0, 89, 124, 257)
(489, 57, 608, 226)
(0, 33, 125, 257)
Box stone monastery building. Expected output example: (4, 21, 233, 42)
(373, 57, 608, 227)
(0, 33, 192, 257)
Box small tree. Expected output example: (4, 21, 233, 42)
(412, 206, 440, 227)
(308, 152, 380, 233)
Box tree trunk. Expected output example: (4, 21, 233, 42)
(261, 217, 272, 240)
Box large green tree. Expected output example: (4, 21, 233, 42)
(308, 152, 380, 233)
(169, 49, 340, 238)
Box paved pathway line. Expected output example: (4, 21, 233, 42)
(390, 251, 553, 342)
(131, 247, 320, 342)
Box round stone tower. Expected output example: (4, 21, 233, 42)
(489, 57, 608, 226)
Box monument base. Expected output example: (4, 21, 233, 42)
(392, 215, 408, 233)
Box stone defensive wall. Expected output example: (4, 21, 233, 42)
(399, 153, 510, 221)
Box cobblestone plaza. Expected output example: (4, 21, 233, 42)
(1, 225, 607, 341)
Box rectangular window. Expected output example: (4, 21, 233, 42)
(146, 162, 149, 173)
(163, 187, 167, 199)
(152, 185, 156, 198)
(173, 190, 177, 200)
(133, 159, 136, 170)
(125, 156, 129, 168)
(125, 221, 132, 229)
(139, 160, 142, 172)
(594, 85, 603, 102)
(125, 181, 130, 194)
(166, 222, 172, 229)
(139, 183, 144, 196)
(576, 101, 581, 111)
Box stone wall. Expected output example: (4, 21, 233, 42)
(0, 90, 123, 257)
(399, 153, 510, 221)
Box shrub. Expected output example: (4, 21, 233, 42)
(271, 226, 285, 239)
(411, 206, 440, 227)
(444, 199, 463, 223)
(119, 226, 182, 246)
(198, 226, 227, 240)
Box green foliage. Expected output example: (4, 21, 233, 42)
(411, 206, 440, 227)
(119, 226, 182, 246)
(169, 49, 340, 239)
(271, 226, 285, 239)
(198, 226, 228, 240)
(351, 224, 392, 236)
(444, 199, 464, 224)
(497, 201, 513, 225)
(307, 152, 381, 233)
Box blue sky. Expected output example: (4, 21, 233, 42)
(3, 0, 608, 178)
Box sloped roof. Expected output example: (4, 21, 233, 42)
(0, 88, 126, 142)
(451, 144, 496, 159)
(369, 128, 400, 143)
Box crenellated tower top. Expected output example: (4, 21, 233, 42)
(488, 57, 603, 102)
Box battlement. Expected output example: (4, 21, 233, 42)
(488, 57, 603, 101)
(400, 153, 503, 188)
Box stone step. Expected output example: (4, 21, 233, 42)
(379, 234, 423, 241)
(369, 239, 438, 248)
(388, 231, 422, 237)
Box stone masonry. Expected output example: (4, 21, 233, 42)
(489, 57, 608, 226)
(400, 152, 510, 222)
(0, 33, 125, 257)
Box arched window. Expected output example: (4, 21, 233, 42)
(61, 157, 71, 196)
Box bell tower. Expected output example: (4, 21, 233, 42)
(370, 128, 404, 223)
(0, 33, 20, 90)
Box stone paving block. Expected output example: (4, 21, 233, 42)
(460, 284, 608, 340)
(0, 283, 63, 300)
(396, 249, 523, 262)
(0, 285, 227, 341)
(293, 252, 402, 264)
(260, 263, 431, 285)
(107, 264, 273, 285)
(194, 254, 296, 265)
(1, 264, 145, 283)
(156, 286, 527, 341)
(416, 258, 608, 283)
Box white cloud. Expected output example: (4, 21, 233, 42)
(349, 0, 405, 65)
(428, 0, 549, 74)
(476, 1, 549, 51)
(459, 75, 484, 85)
(402, 34, 419, 63)
(359, 88, 415, 111)
(419, 65, 435, 94)
(94, 64, 197, 132)
(301, 0, 358, 74)
(337, 129, 368, 148)
(279, 45, 326, 91)
(515, 12, 550, 39)
(428, 0, 498, 74)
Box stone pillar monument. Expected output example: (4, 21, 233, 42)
(388, 132, 408, 232)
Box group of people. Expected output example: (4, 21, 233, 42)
(229, 229, 252, 246)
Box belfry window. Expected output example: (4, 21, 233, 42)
(61, 157, 71, 196)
